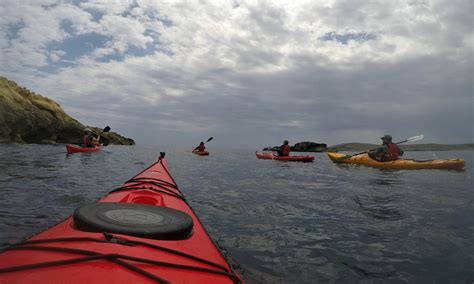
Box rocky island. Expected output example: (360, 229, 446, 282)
(263, 142, 328, 152)
(0, 76, 134, 145)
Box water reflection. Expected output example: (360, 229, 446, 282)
(352, 195, 404, 220)
(369, 170, 403, 186)
(353, 171, 405, 221)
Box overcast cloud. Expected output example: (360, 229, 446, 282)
(0, 0, 472, 147)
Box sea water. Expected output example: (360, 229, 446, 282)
(1, 144, 473, 283)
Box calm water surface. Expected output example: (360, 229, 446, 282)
(0, 144, 473, 283)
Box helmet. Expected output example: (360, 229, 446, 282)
(84, 128, 91, 134)
(381, 135, 392, 141)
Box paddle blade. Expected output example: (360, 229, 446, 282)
(103, 126, 111, 132)
(206, 137, 213, 143)
(407, 134, 424, 142)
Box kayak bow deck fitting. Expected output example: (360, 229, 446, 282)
(0, 152, 243, 284)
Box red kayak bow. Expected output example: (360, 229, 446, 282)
(0, 153, 243, 284)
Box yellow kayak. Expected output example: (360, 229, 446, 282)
(327, 152, 465, 170)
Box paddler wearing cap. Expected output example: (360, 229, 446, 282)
(368, 135, 404, 162)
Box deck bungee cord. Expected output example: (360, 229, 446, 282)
(0, 233, 241, 284)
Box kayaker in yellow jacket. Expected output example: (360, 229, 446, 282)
(369, 135, 404, 162)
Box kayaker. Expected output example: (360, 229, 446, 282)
(197, 142, 206, 152)
(82, 128, 93, 147)
(82, 128, 100, 148)
(275, 140, 291, 157)
(91, 134, 100, 146)
(369, 135, 404, 162)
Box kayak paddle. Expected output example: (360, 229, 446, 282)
(193, 137, 213, 151)
(98, 126, 111, 146)
(100, 126, 111, 134)
(335, 134, 424, 162)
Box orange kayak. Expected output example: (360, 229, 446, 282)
(327, 152, 465, 170)
(255, 151, 314, 162)
(0, 153, 243, 283)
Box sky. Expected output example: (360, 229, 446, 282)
(0, 0, 472, 148)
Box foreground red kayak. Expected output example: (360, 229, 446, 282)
(192, 150, 210, 156)
(66, 144, 102, 154)
(0, 153, 243, 284)
(255, 151, 315, 162)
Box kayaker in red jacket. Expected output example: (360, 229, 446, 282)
(275, 140, 290, 157)
(369, 135, 404, 162)
(82, 128, 100, 148)
(82, 129, 93, 147)
(197, 142, 206, 152)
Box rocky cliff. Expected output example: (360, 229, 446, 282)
(291, 142, 327, 152)
(0, 76, 134, 145)
(262, 141, 328, 152)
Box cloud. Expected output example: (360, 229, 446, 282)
(0, 0, 472, 147)
(79, 0, 133, 15)
(49, 50, 66, 62)
(319, 31, 377, 45)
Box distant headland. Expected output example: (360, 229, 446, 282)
(328, 143, 474, 152)
(0, 76, 134, 145)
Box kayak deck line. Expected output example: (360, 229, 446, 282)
(0, 233, 240, 284)
(0, 152, 243, 283)
(111, 178, 186, 201)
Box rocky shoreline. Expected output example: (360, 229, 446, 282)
(0, 76, 134, 145)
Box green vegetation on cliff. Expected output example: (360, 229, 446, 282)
(0, 76, 134, 145)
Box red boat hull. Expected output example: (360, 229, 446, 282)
(192, 150, 209, 156)
(66, 144, 102, 154)
(255, 151, 314, 162)
(0, 154, 242, 283)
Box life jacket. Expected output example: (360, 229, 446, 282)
(198, 144, 205, 151)
(281, 145, 290, 156)
(385, 143, 399, 161)
(82, 135, 90, 147)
